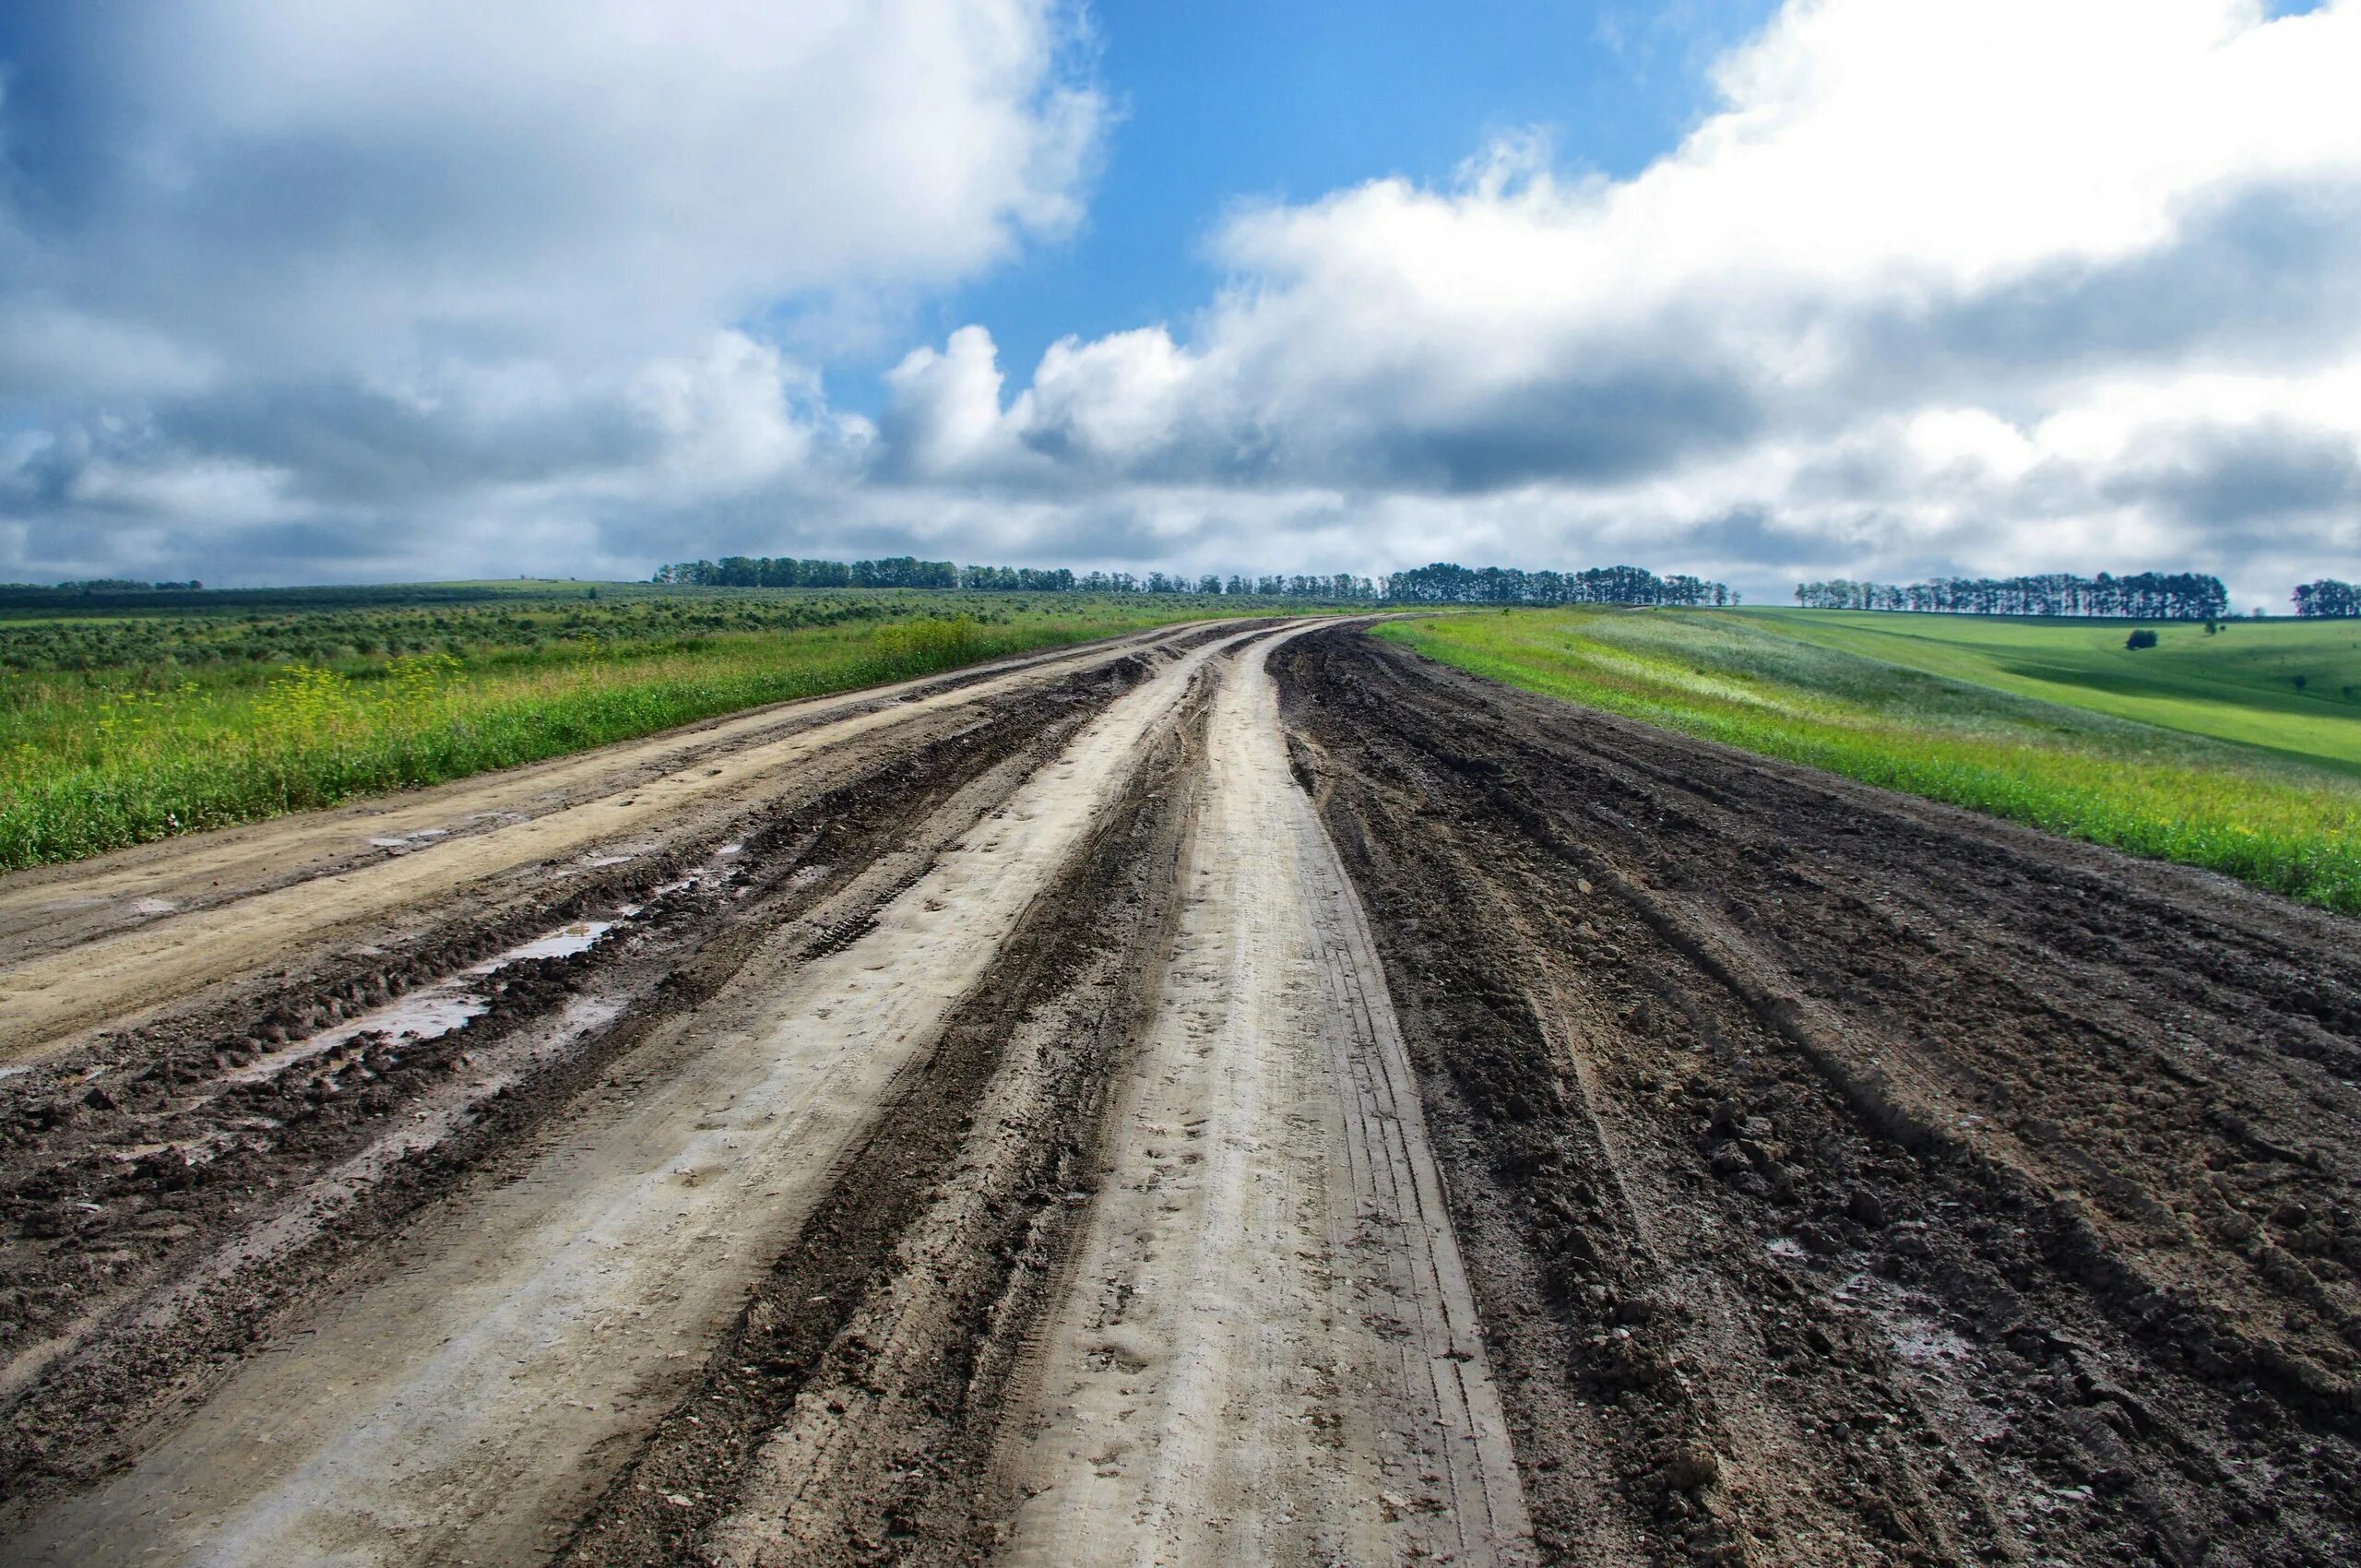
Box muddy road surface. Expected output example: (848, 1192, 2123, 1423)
(3, 620, 2355, 1565)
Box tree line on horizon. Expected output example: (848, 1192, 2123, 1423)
(2293, 578, 2359, 618)
(1793, 572, 2232, 620)
(650, 556, 1735, 606)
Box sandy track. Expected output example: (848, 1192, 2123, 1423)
(0, 624, 1218, 1063)
(1, 625, 1263, 1565)
(997, 631, 1530, 1565)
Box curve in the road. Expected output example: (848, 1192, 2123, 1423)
(0, 624, 1223, 1064)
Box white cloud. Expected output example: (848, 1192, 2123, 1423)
(871, 0, 2361, 604)
(1, 0, 1099, 576)
(8, 0, 2361, 605)
(881, 327, 1035, 481)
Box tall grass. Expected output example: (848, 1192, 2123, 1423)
(0, 605, 1200, 870)
(1379, 609, 2361, 915)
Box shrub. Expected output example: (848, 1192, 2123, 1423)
(2126, 629, 2159, 650)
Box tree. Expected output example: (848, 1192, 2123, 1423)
(1794, 571, 2228, 619)
(2295, 578, 2359, 617)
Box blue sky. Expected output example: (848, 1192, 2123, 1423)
(893, 1, 1779, 412)
(1, 1, 2357, 604)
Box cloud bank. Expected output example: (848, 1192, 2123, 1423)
(0, 0, 1097, 578)
(5, 0, 2359, 605)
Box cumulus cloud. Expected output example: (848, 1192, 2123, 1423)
(874, 0, 2361, 604)
(0, 0, 1097, 578)
(6, 0, 2360, 603)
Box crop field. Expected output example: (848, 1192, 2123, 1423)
(0, 585, 1289, 871)
(1379, 607, 2361, 912)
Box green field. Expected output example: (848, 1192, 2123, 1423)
(1735, 608, 2361, 774)
(0, 584, 1281, 872)
(1377, 608, 2361, 914)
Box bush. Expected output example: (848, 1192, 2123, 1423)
(2126, 629, 2159, 650)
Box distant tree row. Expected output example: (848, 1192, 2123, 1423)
(649, 555, 1378, 597)
(2294, 578, 2360, 618)
(1383, 563, 1732, 605)
(649, 557, 1728, 605)
(1794, 572, 2229, 620)
(651, 556, 960, 588)
(0, 576, 204, 593)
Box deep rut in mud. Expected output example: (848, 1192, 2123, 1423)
(2, 617, 2356, 1566)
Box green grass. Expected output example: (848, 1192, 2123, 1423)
(1733, 608, 2361, 775)
(0, 587, 1285, 872)
(1376, 608, 2361, 914)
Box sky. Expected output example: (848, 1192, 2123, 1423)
(1, 1, 2356, 608)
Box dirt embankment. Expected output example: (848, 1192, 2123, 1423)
(1276, 628, 2361, 1567)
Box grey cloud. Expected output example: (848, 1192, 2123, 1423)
(1843, 180, 2361, 407)
(158, 383, 659, 507)
(2104, 421, 2361, 534)
(1306, 362, 1766, 493)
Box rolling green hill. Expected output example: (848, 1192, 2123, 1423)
(1735, 609, 2361, 775)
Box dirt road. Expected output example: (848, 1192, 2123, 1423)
(992, 631, 1527, 1565)
(2, 619, 2355, 1564)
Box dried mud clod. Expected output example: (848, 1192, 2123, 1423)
(1275, 627, 2361, 1568)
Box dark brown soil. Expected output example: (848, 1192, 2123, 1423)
(1275, 627, 2361, 1567)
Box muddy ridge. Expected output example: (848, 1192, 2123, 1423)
(555, 648, 1214, 1568)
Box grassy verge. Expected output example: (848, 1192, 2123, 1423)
(1377, 608, 2361, 914)
(0, 592, 1267, 871)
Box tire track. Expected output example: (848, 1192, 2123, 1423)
(995, 629, 1531, 1566)
(0, 624, 1238, 1064)
(0, 626, 1268, 1565)
(0, 680, 1121, 1522)
(1275, 625, 2361, 1566)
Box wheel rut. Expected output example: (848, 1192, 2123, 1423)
(0, 626, 1266, 1563)
(994, 629, 1530, 1566)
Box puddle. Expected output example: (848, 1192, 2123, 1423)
(223, 992, 492, 1086)
(1891, 1321, 1975, 1367)
(222, 921, 618, 1087)
(484, 921, 612, 965)
(637, 842, 753, 906)
(367, 828, 450, 850)
(131, 897, 179, 916)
